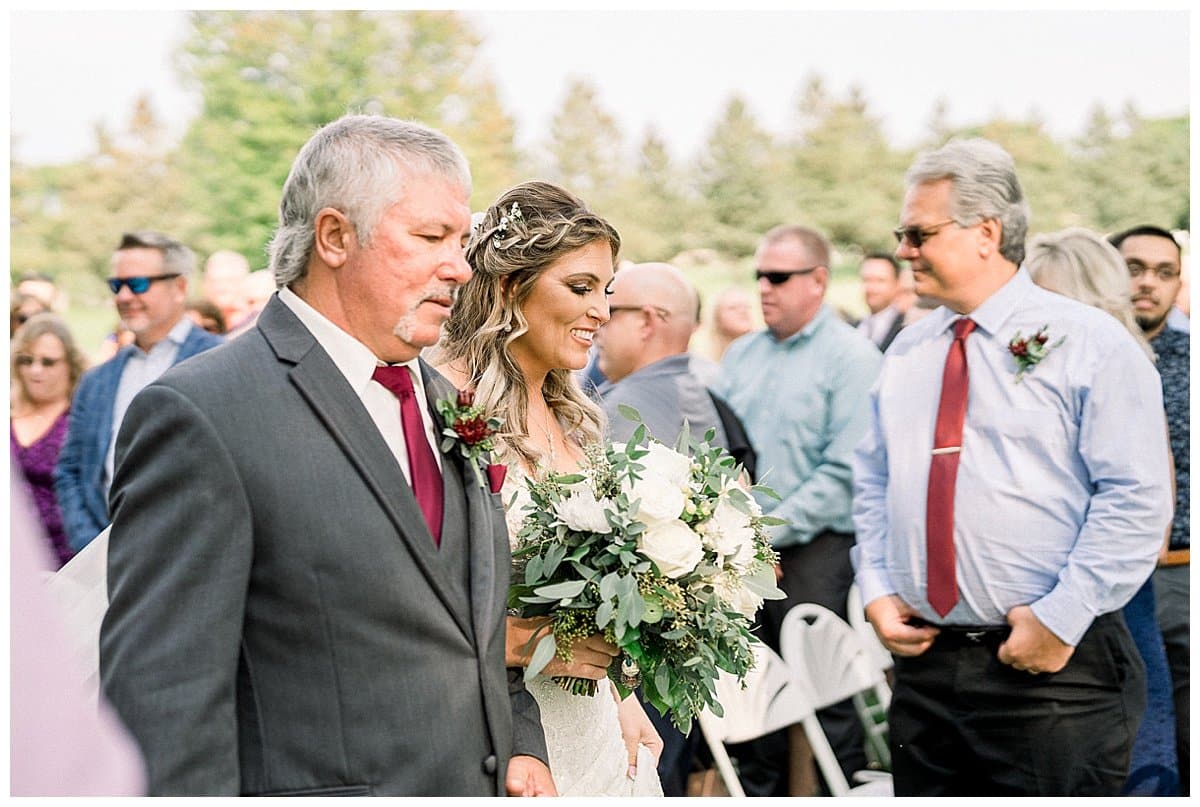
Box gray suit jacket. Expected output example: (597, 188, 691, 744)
(99, 297, 546, 795)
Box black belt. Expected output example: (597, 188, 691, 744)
(908, 619, 1011, 649)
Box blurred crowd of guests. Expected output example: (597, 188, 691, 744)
(10, 149, 1190, 796)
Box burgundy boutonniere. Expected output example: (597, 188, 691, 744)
(435, 389, 504, 490)
(1008, 325, 1065, 382)
(486, 463, 507, 495)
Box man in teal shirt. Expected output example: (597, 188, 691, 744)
(712, 224, 881, 793)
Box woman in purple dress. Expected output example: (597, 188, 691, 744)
(10, 313, 88, 568)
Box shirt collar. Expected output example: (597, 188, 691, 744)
(277, 286, 422, 396)
(131, 316, 192, 357)
(166, 317, 194, 346)
(931, 267, 1034, 339)
(772, 304, 832, 347)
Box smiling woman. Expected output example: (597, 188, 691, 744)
(432, 182, 665, 797)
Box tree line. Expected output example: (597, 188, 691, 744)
(10, 9, 1190, 307)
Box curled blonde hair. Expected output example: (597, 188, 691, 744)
(1025, 227, 1153, 361)
(438, 181, 620, 470)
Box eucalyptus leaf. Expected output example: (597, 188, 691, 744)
(533, 579, 588, 599)
(524, 634, 557, 681)
(617, 403, 644, 423)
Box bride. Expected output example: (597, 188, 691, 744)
(434, 181, 664, 797)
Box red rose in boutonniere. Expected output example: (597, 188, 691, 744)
(1008, 324, 1065, 382)
(436, 389, 504, 491)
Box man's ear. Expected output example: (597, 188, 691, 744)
(313, 207, 353, 269)
(978, 218, 1003, 255)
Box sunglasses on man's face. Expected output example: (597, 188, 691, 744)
(15, 355, 63, 369)
(106, 273, 181, 295)
(754, 265, 823, 285)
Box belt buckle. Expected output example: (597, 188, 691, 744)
(963, 629, 989, 644)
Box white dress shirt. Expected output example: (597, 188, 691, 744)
(851, 269, 1172, 645)
(278, 287, 442, 482)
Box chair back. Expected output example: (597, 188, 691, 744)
(780, 603, 886, 711)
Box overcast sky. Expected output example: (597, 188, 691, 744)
(7, 7, 1193, 166)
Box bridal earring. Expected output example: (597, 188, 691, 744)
(502, 322, 512, 333)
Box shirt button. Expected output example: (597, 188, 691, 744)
(482, 754, 497, 775)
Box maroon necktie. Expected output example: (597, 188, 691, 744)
(926, 317, 976, 617)
(372, 365, 443, 546)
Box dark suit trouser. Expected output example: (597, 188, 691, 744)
(890, 611, 1145, 796)
(1154, 563, 1190, 795)
(727, 530, 867, 796)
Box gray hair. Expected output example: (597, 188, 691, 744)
(1025, 227, 1153, 361)
(115, 231, 196, 276)
(905, 138, 1030, 266)
(267, 114, 471, 287)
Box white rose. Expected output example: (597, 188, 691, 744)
(714, 572, 764, 620)
(712, 498, 755, 553)
(640, 441, 692, 487)
(627, 474, 687, 525)
(553, 486, 613, 534)
(639, 519, 704, 579)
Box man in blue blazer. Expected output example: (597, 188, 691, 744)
(55, 231, 223, 552)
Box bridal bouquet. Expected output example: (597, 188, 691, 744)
(507, 407, 785, 733)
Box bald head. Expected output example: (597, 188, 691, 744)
(595, 261, 700, 382)
(204, 250, 252, 321)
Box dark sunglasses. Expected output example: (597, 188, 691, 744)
(892, 219, 959, 249)
(15, 355, 63, 369)
(106, 273, 181, 294)
(754, 265, 822, 285)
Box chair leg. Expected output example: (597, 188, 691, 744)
(699, 717, 747, 797)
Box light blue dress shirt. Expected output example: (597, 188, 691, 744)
(713, 305, 882, 547)
(851, 269, 1172, 645)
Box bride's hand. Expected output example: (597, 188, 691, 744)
(505, 617, 618, 680)
(614, 688, 664, 779)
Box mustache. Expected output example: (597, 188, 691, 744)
(419, 285, 460, 307)
(1132, 294, 1159, 304)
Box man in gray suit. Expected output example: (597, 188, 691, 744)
(99, 115, 554, 795)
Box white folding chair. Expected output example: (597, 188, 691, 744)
(847, 582, 894, 676)
(697, 642, 816, 797)
(779, 603, 894, 796)
(845, 584, 894, 768)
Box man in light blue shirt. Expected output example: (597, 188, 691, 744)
(713, 224, 881, 793)
(852, 139, 1171, 796)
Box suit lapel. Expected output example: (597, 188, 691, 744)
(259, 300, 473, 640)
(422, 364, 498, 651)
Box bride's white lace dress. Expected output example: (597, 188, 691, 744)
(502, 468, 662, 797)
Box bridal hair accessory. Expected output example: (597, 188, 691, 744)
(435, 388, 504, 490)
(491, 202, 524, 249)
(1008, 325, 1064, 382)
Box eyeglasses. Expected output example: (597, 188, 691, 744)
(106, 274, 181, 294)
(893, 219, 960, 249)
(754, 265, 823, 285)
(1127, 263, 1182, 282)
(15, 355, 63, 369)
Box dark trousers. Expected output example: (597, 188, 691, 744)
(728, 530, 867, 795)
(890, 611, 1146, 796)
(1154, 564, 1190, 795)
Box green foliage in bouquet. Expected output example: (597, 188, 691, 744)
(506, 407, 786, 733)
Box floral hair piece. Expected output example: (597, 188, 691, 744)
(491, 202, 524, 250)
